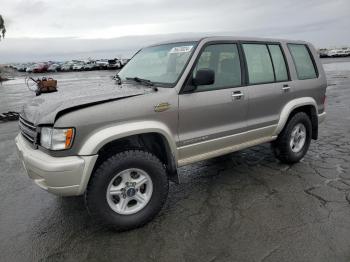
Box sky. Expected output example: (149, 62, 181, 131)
(0, 0, 350, 63)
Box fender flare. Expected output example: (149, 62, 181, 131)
(78, 120, 178, 161)
(273, 97, 318, 136)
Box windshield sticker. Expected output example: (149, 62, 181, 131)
(169, 46, 193, 54)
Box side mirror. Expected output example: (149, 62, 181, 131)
(193, 68, 215, 86)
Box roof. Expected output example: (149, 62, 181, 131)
(149, 35, 309, 46)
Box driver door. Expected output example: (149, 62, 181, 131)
(177, 43, 249, 166)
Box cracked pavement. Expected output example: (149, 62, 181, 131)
(1, 58, 350, 262)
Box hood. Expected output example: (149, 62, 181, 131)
(21, 79, 153, 125)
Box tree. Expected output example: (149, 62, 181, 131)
(0, 15, 6, 41)
(0, 15, 6, 82)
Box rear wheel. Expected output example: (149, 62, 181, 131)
(272, 112, 312, 164)
(85, 150, 169, 231)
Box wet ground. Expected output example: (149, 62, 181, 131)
(1, 58, 350, 262)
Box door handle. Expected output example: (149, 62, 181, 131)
(282, 84, 290, 91)
(231, 91, 244, 100)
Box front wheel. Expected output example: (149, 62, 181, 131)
(272, 112, 312, 164)
(85, 150, 169, 231)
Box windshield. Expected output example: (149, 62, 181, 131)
(118, 42, 197, 86)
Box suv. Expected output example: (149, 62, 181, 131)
(16, 36, 327, 231)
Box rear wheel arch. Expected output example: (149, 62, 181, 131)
(275, 98, 318, 140)
(272, 112, 312, 164)
(286, 105, 318, 140)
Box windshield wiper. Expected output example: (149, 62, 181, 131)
(126, 77, 154, 86)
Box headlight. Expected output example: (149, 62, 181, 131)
(40, 127, 75, 150)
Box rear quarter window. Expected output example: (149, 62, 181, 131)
(268, 44, 289, 82)
(288, 44, 318, 80)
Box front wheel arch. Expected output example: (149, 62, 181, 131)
(92, 132, 178, 183)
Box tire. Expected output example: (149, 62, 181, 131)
(85, 150, 169, 231)
(272, 112, 312, 164)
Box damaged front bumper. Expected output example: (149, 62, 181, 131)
(15, 134, 97, 196)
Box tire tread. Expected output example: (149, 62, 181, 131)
(272, 112, 312, 164)
(85, 150, 168, 231)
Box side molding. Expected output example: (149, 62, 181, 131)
(274, 97, 317, 136)
(78, 120, 178, 161)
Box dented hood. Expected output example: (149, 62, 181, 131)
(21, 80, 152, 125)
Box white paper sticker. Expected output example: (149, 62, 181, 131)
(169, 46, 193, 54)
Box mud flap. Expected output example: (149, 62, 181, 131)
(167, 155, 180, 184)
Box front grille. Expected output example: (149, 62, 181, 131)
(19, 115, 37, 143)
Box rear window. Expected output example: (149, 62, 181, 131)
(288, 44, 317, 80)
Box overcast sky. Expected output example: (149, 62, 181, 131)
(1, 0, 350, 62)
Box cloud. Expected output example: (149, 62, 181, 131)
(0, 0, 349, 62)
(0, 33, 207, 62)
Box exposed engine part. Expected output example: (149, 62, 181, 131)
(25, 76, 58, 96)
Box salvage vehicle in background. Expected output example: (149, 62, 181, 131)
(96, 60, 109, 70)
(82, 62, 95, 71)
(9, 58, 127, 73)
(47, 63, 61, 72)
(15, 64, 27, 72)
(119, 58, 130, 66)
(72, 63, 84, 71)
(327, 49, 350, 57)
(32, 63, 49, 73)
(25, 65, 34, 73)
(16, 36, 327, 231)
(60, 63, 73, 72)
(108, 59, 122, 70)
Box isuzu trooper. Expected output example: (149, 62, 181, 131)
(16, 36, 327, 231)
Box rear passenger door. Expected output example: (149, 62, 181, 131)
(242, 43, 291, 138)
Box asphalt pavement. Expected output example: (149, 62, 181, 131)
(1, 59, 350, 262)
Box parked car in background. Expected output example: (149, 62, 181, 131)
(32, 63, 49, 73)
(108, 59, 121, 70)
(327, 49, 349, 57)
(47, 63, 61, 72)
(96, 60, 109, 70)
(61, 63, 73, 72)
(8, 57, 130, 73)
(25, 65, 34, 73)
(337, 49, 350, 57)
(72, 63, 84, 71)
(333, 50, 345, 57)
(83, 62, 98, 71)
(120, 58, 130, 66)
(319, 49, 329, 58)
(14, 64, 26, 72)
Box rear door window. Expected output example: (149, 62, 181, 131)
(288, 44, 317, 80)
(242, 44, 275, 84)
(268, 45, 288, 82)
